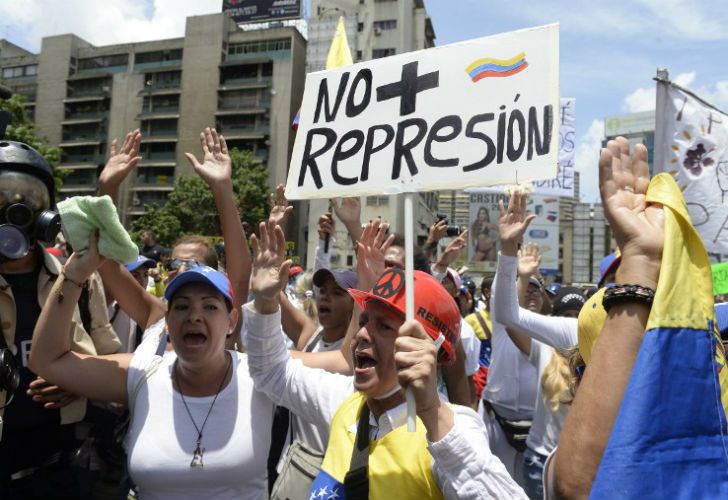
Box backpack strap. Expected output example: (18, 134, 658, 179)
(474, 310, 491, 339)
(344, 403, 371, 500)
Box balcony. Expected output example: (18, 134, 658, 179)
(142, 150, 176, 161)
(216, 125, 269, 140)
(132, 176, 175, 189)
(65, 110, 109, 120)
(218, 76, 272, 90)
(133, 60, 181, 72)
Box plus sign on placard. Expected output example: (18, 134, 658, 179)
(376, 61, 439, 116)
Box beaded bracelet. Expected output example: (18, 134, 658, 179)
(602, 283, 655, 312)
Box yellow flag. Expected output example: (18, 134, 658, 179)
(325, 16, 353, 70)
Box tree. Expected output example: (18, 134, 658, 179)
(130, 148, 270, 244)
(0, 93, 65, 191)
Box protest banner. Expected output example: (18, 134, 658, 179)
(286, 23, 560, 431)
(532, 98, 575, 197)
(654, 73, 728, 254)
(284, 24, 560, 200)
(713, 262, 728, 295)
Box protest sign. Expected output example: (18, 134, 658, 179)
(655, 77, 728, 254)
(532, 98, 575, 197)
(713, 262, 728, 295)
(285, 24, 560, 200)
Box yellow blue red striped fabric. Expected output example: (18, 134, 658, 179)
(590, 173, 728, 498)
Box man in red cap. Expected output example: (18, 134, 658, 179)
(246, 234, 526, 499)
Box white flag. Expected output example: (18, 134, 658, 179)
(658, 83, 728, 254)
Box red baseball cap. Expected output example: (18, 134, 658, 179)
(289, 266, 304, 279)
(348, 269, 461, 364)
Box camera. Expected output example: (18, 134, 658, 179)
(436, 214, 461, 237)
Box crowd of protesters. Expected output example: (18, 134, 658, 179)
(1, 124, 727, 500)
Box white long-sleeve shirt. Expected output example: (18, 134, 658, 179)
(244, 303, 527, 500)
(491, 253, 578, 456)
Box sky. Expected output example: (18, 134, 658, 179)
(2, 0, 727, 202)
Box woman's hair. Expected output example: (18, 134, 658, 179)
(477, 206, 489, 219)
(541, 348, 573, 411)
(172, 235, 218, 269)
(293, 271, 318, 324)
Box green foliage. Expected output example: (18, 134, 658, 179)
(129, 148, 270, 245)
(0, 93, 66, 190)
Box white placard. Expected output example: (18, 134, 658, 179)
(658, 84, 728, 254)
(532, 98, 575, 197)
(285, 24, 560, 200)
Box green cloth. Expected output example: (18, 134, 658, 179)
(57, 195, 138, 264)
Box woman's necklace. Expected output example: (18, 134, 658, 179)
(173, 353, 232, 468)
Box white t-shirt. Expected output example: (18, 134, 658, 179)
(125, 348, 274, 500)
(527, 342, 569, 456)
(108, 301, 137, 353)
(291, 330, 344, 452)
(460, 318, 481, 377)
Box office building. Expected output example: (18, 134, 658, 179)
(303, 0, 438, 269)
(1, 13, 306, 248)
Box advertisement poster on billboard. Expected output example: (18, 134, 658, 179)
(223, 0, 301, 24)
(468, 192, 559, 274)
(526, 194, 560, 274)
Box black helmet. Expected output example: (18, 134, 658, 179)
(0, 141, 55, 208)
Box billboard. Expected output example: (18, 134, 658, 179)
(468, 192, 560, 274)
(222, 0, 301, 24)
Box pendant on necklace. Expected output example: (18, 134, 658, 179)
(190, 441, 205, 468)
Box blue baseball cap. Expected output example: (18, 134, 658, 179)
(598, 252, 621, 287)
(716, 302, 728, 340)
(313, 268, 358, 291)
(164, 265, 234, 306)
(124, 255, 155, 272)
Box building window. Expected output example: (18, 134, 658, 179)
(357, 22, 364, 32)
(1, 65, 37, 79)
(372, 48, 396, 59)
(135, 49, 182, 65)
(356, 50, 363, 61)
(373, 20, 397, 31)
(228, 39, 291, 56)
(78, 54, 129, 71)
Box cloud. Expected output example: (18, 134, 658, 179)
(574, 119, 605, 202)
(623, 72, 696, 112)
(0, 0, 222, 51)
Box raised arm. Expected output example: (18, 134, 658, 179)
(184, 128, 249, 311)
(554, 138, 662, 499)
(99, 259, 166, 330)
(97, 129, 142, 204)
(246, 221, 351, 425)
(30, 233, 131, 404)
(493, 192, 577, 355)
(331, 196, 363, 247)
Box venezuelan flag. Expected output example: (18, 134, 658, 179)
(590, 173, 728, 498)
(466, 52, 528, 82)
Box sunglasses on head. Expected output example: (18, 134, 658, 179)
(164, 258, 202, 272)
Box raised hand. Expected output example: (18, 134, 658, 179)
(434, 229, 469, 273)
(426, 219, 448, 246)
(600, 137, 664, 288)
(268, 184, 293, 229)
(317, 212, 335, 240)
(356, 218, 394, 292)
(63, 231, 104, 283)
(498, 189, 536, 256)
(331, 197, 361, 229)
(518, 242, 542, 278)
(98, 130, 142, 196)
(395, 320, 450, 439)
(250, 221, 292, 308)
(184, 127, 232, 187)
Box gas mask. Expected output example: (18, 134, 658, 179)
(0, 170, 61, 261)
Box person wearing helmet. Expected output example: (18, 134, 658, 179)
(246, 222, 526, 499)
(0, 141, 120, 497)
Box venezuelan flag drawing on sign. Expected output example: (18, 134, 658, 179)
(590, 173, 728, 499)
(465, 52, 528, 82)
